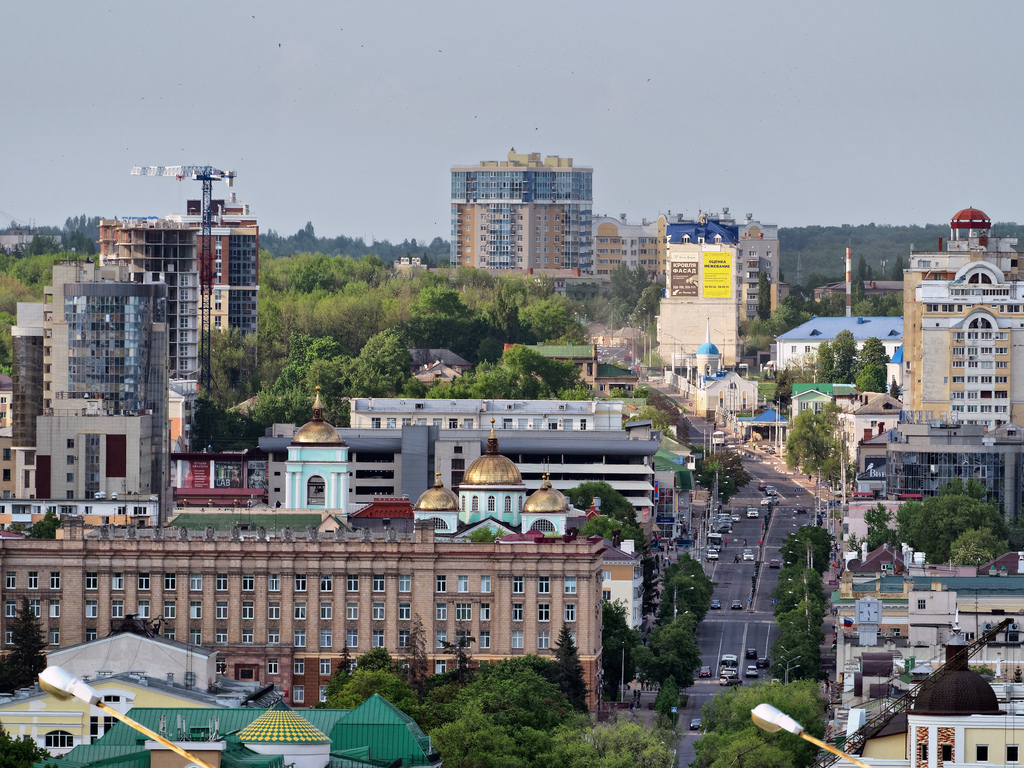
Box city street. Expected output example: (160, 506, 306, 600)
(655, 396, 819, 767)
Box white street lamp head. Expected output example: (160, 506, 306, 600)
(39, 666, 100, 705)
(751, 703, 804, 735)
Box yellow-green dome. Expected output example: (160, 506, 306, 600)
(461, 420, 523, 487)
(293, 388, 343, 445)
(415, 472, 459, 511)
(524, 476, 568, 514)
(237, 709, 330, 743)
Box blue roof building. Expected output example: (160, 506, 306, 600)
(775, 316, 903, 369)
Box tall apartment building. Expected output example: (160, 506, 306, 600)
(11, 262, 168, 505)
(451, 150, 593, 273)
(903, 208, 1022, 427)
(592, 215, 667, 277)
(98, 192, 259, 380)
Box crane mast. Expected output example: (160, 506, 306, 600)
(130, 165, 236, 392)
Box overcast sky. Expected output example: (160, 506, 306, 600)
(4, 1, 1024, 244)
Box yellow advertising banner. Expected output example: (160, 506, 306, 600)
(702, 252, 732, 298)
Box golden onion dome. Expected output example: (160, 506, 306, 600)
(292, 387, 344, 445)
(523, 475, 568, 514)
(461, 420, 524, 487)
(415, 472, 460, 511)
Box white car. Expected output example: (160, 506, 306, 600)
(745, 665, 759, 678)
(742, 548, 755, 561)
(760, 496, 775, 507)
(747, 507, 759, 518)
(706, 548, 720, 561)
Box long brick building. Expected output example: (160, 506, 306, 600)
(0, 518, 606, 709)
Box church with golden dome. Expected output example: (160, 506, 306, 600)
(284, 388, 350, 509)
(413, 419, 573, 535)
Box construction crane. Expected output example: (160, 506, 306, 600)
(131, 165, 236, 392)
(812, 618, 1013, 768)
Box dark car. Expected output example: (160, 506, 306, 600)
(769, 558, 782, 569)
(757, 481, 767, 492)
(710, 599, 722, 609)
(690, 717, 703, 730)
(731, 599, 743, 610)
(746, 648, 758, 659)
(699, 665, 713, 678)
(757, 657, 771, 669)
(794, 506, 808, 514)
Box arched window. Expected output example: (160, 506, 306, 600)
(429, 517, 448, 531)
(530, 519, 556, 533)
(713, 234, 722, 244)
(306, 476, 325, 506)
(504, 497, 512, 514)
(969, 317, 992, 329)
(968, 272, 993, 284)
(45, 731, 74, 749)
(460, 496, 466, 511)
(487, 496, 496, 513)
(471, 496, 479, 513)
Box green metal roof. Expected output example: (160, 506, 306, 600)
(529, 343, 596, 359)
(653, 449, 692, 490)
(170, 512, 323, 530)
(330, 695, 436, 767)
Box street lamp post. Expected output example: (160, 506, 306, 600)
(751, 704, 871, 768)
(39, 666, 217, 768)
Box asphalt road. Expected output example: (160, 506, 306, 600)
(675, 434, 817, 767)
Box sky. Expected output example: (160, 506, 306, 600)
(4, 1, 1024, 245)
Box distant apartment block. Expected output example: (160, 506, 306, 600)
(592, 214, 667, 277)
(98, 192, 259, 380)
(451, 150, 593, 273)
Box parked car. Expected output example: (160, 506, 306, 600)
(769, 558, 782, 569)
(746, 648, 758, 659)
(699, 665, 713, 678)
(690, 717, 704, 730)
(747, 507, 759, 518)
(710, 599, 722, 609)
(757, 657, 771, 669)
(745, 665, 760, 678)
(731, 599, 743, 609)
(742, 548, 755, 561)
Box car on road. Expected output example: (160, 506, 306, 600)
(757, 657, 771, 669)
(719, 675, 742, 686)
(710, 599, 722, 609)
(731, 512, 741, 522)
(690, 717, 703, 730)
(765, 485, 777, 496)
(731, 599, 743, 609)
(747, 507, 759, 518)
(745, 648, 758, 659)
(757, 481, 767, 492)
(794, 506, 808, 514)
(706, 548, 720, 561)
(769, 558, 782, 568)
(760, 496, 775, 506)
(745, 665, 759, 678)
(742, 548, 755, 561)
(699, 665, 713, 678)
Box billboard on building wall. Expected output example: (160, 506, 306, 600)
(669, 254, 698, 297)
(702, 252, 732, 298)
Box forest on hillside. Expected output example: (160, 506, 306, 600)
(780, 220, 1024, 290)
